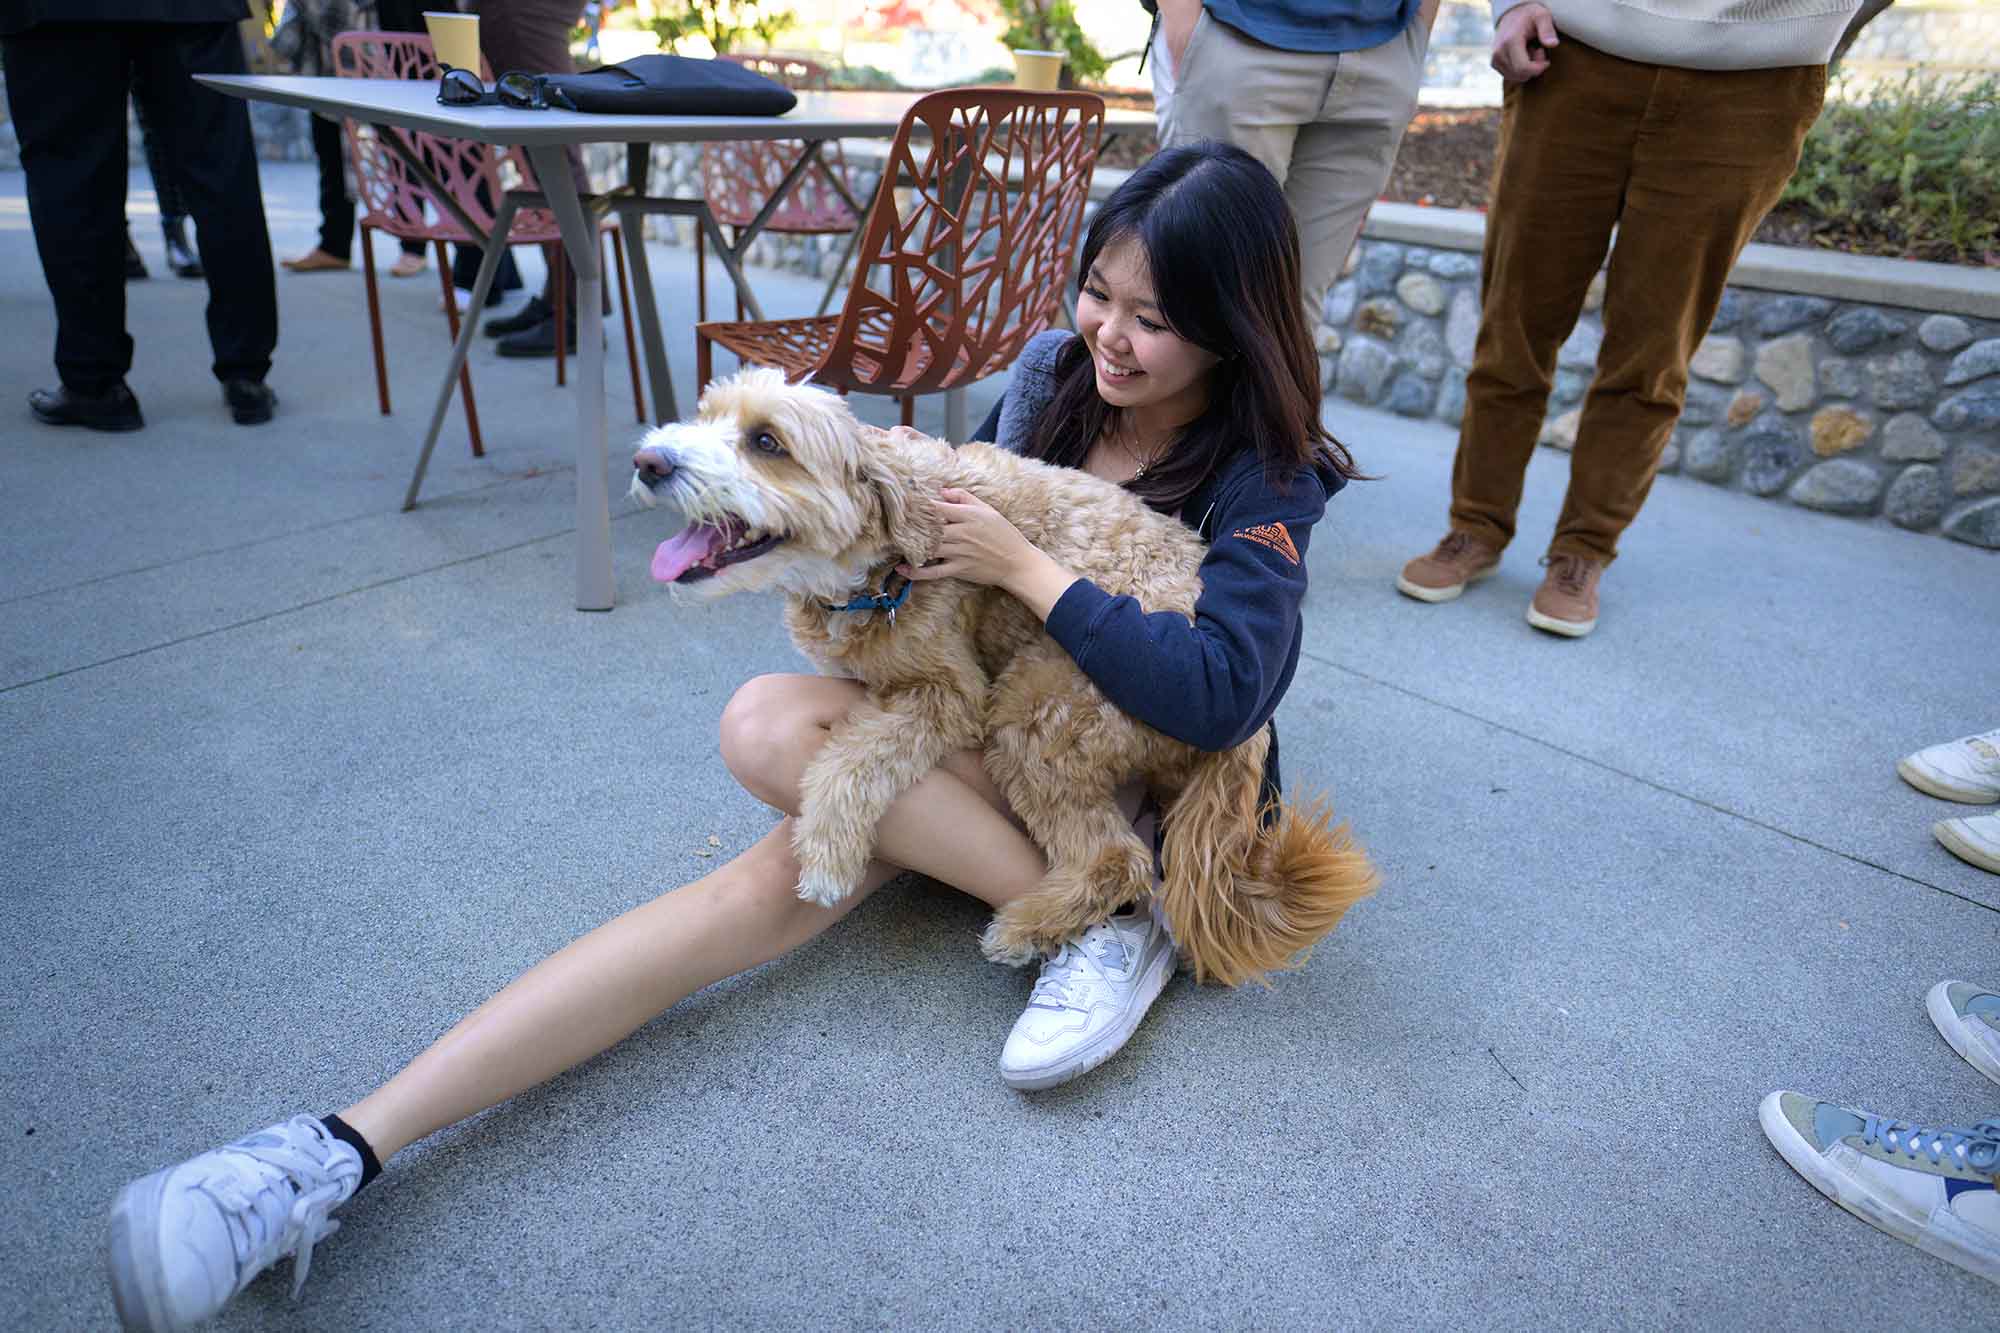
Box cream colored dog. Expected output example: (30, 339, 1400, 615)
(631, 368, 1376, 985)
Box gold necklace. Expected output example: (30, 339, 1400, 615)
(1119, 426, 1169, 480)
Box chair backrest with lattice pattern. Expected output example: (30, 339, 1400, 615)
(700, 53, 858, 232)
(815, 88, 1104, 396)
(332, 31, 514, 242)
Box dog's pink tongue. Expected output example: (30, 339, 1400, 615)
(651, 525, 724, 582)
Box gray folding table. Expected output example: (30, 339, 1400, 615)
(200, 75, 1150, 611)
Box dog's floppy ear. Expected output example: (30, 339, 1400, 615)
(860, 436, 940, 567)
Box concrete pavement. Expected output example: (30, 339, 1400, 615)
(3, 162, 1998, 1330)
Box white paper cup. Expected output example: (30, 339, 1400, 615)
(423, 11, 482, 73)
(1012, 49, 1064, 91)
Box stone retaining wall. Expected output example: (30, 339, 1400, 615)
(1318, 223, 2000, 551)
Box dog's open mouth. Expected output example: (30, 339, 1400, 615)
(650, 517, 784, 583)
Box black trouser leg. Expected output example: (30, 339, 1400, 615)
(310, 113, 355, 261)
(374, 0, 429, 256)
(131, 86, 190, 221)
(131, 21, 279, 385)
(2, 25, 135, 394)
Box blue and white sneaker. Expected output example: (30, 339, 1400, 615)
(107, 1115, 361, 1331)
(1930, 980, 2000, 1088)
(1760, 1091, 2000, 1285)
(998, 901, 1176, 1091)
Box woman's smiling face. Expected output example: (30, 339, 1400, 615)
(1075, 234, 1222, 427)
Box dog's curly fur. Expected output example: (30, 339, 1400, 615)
(632, 369, 1377, 985)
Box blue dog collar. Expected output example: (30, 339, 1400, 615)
(822, 573, 913, 619)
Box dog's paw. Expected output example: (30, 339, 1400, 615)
(796, 867, 851, 908)
(979, 918, 1041, 968)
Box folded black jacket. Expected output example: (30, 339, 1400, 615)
(540, 54, 796, 116)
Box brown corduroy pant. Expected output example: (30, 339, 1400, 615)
(1449, 40, 1826, 564)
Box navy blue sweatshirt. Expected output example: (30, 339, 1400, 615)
(979, 330, 1345, 757)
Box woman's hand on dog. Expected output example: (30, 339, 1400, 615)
(899, 487, 1078, 622)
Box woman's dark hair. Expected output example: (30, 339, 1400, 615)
(1023, 139, 1361, 510)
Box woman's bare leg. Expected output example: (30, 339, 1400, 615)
(340, 675, 1044, 1161)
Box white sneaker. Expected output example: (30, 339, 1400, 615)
(1935, 811, 2000, 875)
(1759, 1090, 2000, 1286)
(1898, 729, 2000, 804)
(106, 1115, 361, 1332)
(1929, 980, 2000, 1087)
(998, 902, 1176, 1091)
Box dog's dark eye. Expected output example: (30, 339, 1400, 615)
(752, 430, 787, 457)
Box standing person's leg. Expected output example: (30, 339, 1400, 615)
(477, 0, 597, 354)
(1397, 40, 1642, 603)
(1155, 12, 1322, 236)
(3, 22, 146, 431)
(1550, 62, 1827, 566)
(281, 113, 356, 269)
(131, 80, 204, 277)
(132, 19, 281, 422)
(1282, 17, 1428, 330)
(107, 675, 1050, 1330)
(375, 0, 432, 269)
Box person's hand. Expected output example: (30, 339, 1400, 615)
(899, 487, 1040, 590)
(1492, 3, 1559, 82)
(1159, 0, 1202, 75)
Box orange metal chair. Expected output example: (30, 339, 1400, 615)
(333, 31, 646, 456)
(695, 88, 1104, 426)
(693, 53, 865, 323)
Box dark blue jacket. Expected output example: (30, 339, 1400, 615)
(978, 330, 1343, 759)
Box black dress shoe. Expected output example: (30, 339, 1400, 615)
(29, 382, 145, 432)
(484, 294, 550, 337)
(162, 216, 204, 279)
(494, 312, 579, 359)
(124, 227, 149, 281)
(222, 379, 277, 425)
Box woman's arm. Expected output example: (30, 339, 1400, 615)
(902, 459, 1329, 751)
(1043, 467, 1326, 750)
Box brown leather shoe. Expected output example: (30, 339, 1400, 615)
(281, 247, 350, 273)
(1527, 553, 1603, 637)
(387, 251, 427, 278)
(1397, 531, 1501, 603)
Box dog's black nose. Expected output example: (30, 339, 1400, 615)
(632, 448, 674, 490)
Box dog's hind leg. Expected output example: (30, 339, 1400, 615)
(792, 674, 985, 907)
(978, 656, 1156, 964)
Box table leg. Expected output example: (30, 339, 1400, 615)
(404, 195, 520, 511)
(527, 145, 614, 613)
(620, 145, 676, 424)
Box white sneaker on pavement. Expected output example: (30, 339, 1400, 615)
(1760, 1090, 2000, 1286)
(998, 901, 1176, 1091)
(1898, 729, 2000, 804)
(1931, 980, 2000, 1088)
(1935, 811, 2000, 876)
(106, 1115, 361, 1332)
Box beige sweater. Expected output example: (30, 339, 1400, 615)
(1489, 0, 1863, 70)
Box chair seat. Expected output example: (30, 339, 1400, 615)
(356, 206, 620, 248)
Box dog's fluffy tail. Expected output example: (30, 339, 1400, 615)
(1157, 737, 1379, 987)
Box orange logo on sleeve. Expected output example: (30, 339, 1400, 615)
(1233, 522, 1299, 565)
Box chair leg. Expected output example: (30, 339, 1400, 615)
(695, 222, 706, 324)
(360, 226, 391, 416)
(732, 225, 744, 324)
(434, 239, 483, 458)
(608, 226, 645, 424)
(552, 242, 566, 389)
(696, 329, 712, 399)
(900, 395, 914, 428)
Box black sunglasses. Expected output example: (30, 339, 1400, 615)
(495, 70, 578, 111)
(435, 67, 578, 111)
(435, 65, 489, 106)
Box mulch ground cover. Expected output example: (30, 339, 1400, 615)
(1096, 103, 1891, 261)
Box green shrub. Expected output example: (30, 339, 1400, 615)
(646, 0, 796, 56)
(1780, 71, 1999, 264)
(997, 0, 1109, 84)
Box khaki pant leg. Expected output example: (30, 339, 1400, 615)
(1283, 19, 1429, 325)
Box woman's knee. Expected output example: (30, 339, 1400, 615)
(718, 674, 844, 808)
